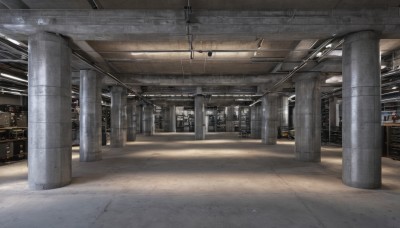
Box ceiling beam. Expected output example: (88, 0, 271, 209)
(0, 9, 400, 40)
(0, 0, 28, 9)
(107, 74, 286, 86)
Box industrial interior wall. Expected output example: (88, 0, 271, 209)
(0, 95, 23, 106)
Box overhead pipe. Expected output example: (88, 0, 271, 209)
(0, 35, 153, 105)
(248, 37, 337, 106)
(71, 51, 153, 105)
(321, 69, 400, 99)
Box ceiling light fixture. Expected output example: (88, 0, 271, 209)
(392, 86, 398, 90)
(325, 43, 332, 48)
(6, 37, 21, 46)
(131, 52, 143, 56)
(257, 38, 264, 49)
(316, 52, 322, 57)
(0, 73, 27, 83)
(249, 100, 261, 107)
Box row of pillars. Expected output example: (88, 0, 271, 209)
(28, 30, 381, 190)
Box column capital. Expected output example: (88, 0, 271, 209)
(195, 86, 203, 95)
(292, 72, 321, 82)
(264, 92, 279, 97)
(345, 30, 380, 44)
(110, 85, 127, 94)
(30, 31, 69, 44)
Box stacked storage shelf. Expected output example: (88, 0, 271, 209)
(0, 104, 28, 163)
(0, 127, 28, 162)
(239, 107, 250, 133)
(321, 98, 330, 143)
(389, 126, 400, 160)
(216, 108, 226, 132)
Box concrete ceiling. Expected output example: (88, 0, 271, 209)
(0, 1, 400, 106)
(15, 0, 400, 10)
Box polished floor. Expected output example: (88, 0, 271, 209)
(0, 133, 399, 228)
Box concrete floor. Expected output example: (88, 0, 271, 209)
(0, 132, 399, 228)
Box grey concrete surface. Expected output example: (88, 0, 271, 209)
(294, 72, 322, 162)
(110, 86, 127, 147)
(28, 32, 72, 190)
(278, 95, 289, 128)
(143, 104, 154, 136)
(195, 95, 205, 140)
(137, 105, 143, 134)
(79, 70, 103, 162)
(261, 93, 279, 145)
(162, 105, 176, 133)
(250, 104, 262, 139)
(169, 105, 176, 132)
(226, 105, 235, 132)
(0, 133, 399, 228)
(126, 99, 137, 141)
(2, 9, 400, 40)
(118, 74, 285, 86)
(342, 31, 382, 189)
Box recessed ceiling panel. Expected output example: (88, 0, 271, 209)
(23, 0, 91, 9)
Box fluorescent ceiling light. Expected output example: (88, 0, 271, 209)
(6, 37, 20, 46)
(392, 86, 398, 90)
(131, 52, 143, 55)
(257, 38, 264, 49)
(381, 65, 387, 69)
(328, 50, 342, 57)
(0, 73, 27, 83)
(325, 44, 332, 48)
(316, 52, 322, 57)
(326, 75, 343, 84)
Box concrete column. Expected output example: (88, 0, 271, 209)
(278, 95, 289, 128)
(250, 105, 262, 139)
(127, 99, 137, 141)
(143, 104, 154, 136)
(28, 32, 72, 190)
(329, 96, 338, 142)
(294, 72, 321, 162)
(226, 105, 235, 132)
(110, 86, 127, 147)
(261, 93, 279, 144)
(195, 95, 205, 140)
(162, 106, 170, 132)
(342, 31, 381, 189)
(169, 105, 176, 132)
(137, 105, 143, 133)
(79, 70, 103, 162)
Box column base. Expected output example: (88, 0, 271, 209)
(295, 152, 321, 162)
(80, 153, 102, 162)
(29, 180, 71, 190)
(342, 180, 381, 189)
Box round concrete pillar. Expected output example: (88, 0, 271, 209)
(127, 99, 137, 141)
(293, 72, 321, 162)
(342, 31, 381, 189)
(250, 105, 262, 139)
(79, 70, 103, 162)
(110, 86, 127, 147)
(143, 104, 154, 136)
(195, 95, 205, 140)
(261, 93, 279, 145)
(28, 32, 72, 190)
